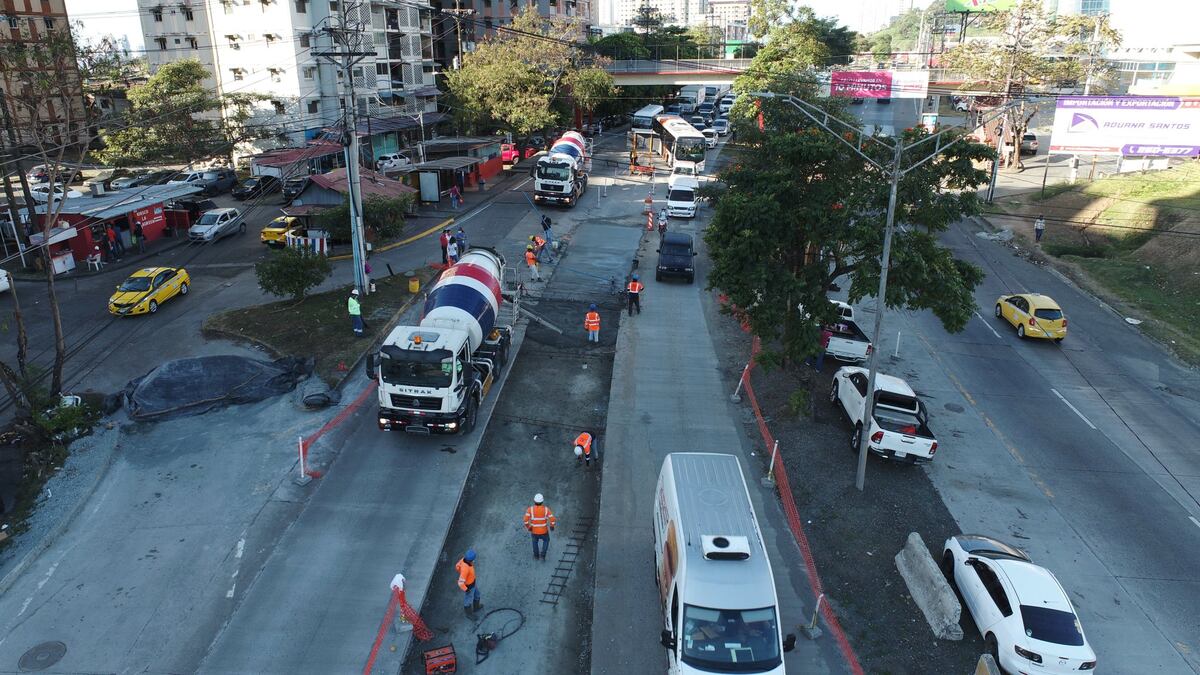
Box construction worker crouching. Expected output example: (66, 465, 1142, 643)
(585, 303, 601, 343)
(524, 493, 557, 561)
(456, 548, 482, 618)
(627, 274, 644, 316)
(574, 431, 594, 467)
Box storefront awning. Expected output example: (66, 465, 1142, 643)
(34, 184, 202, 221)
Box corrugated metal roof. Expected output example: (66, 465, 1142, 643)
(251, 141, 345, 168)
(308, 167, 416, 198)
(34, 184, 202, 220)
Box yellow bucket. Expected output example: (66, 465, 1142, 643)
(408, 276, 420, 294)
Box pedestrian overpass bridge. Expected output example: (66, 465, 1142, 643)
(604, 59, 750, 86)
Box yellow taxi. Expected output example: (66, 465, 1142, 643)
(108, 267, 191, 316)
(995, 293, 1067, 341)
(260, 216, 300, 247)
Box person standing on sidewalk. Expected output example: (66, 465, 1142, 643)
(585, 304, 600, 343)
(447, 236, 460, 264)
(132, 222, 146, 254)
(525, 245, 542, 281)
(439, 228, 450, 265)
(106, 224, 124, 258)
(455, 549, 482, 618)
(449, 184, 462, 210)
(455, 226, 468, 252)
(1034, 214, 1046, 243)
(348, 289, 364, 337)
(626, 274, 644, 316)
(573, 431, 594, 467)
(524, 494, 557, 560)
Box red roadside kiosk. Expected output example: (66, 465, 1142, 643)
(33, 184, 204, 270)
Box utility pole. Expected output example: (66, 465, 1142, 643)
(752, 92, 1016, 491)
(446, 0, 475, 70)
(316, 0, 375, 295)
(0, 88, 39, 253)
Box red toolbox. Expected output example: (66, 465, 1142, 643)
(423, 645, 457, 674)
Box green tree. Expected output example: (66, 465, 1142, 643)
(315, 196, 414, 242)
(703, 118, 993, 366)
(871, 34, 893, 64)
(255, 247, 333, 303)
(747, 0, 793, 40)
(632, 3, 664, 34)
(731, 9, 831, 102)
(568, 67, 617, 121)
(868, 8, 925, 52)
(590, 32, 649, 60)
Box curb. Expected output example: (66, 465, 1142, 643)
(0, 427, 122, 596)
(332, 282, 429, 394)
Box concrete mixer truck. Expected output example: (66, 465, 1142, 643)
(533, 131, 591, 207)
(369, 248, 512, 434)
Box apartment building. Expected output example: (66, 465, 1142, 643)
(606, 0, 707, 30)
(429, 0, 593, 73)
(138, 0, 440, 159)
(0, 0, 88, 152)
(705, 0, 747, 42)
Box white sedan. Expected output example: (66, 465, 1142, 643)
(29, 184, 83, 203)
(942, 535, 1097, 673)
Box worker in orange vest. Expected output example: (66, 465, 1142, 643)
(456, 548, 482, 617)
(627, 273, 644, 316)
(585, 303, 601, 343)
(529, 234, 553, 263)
(573, 431, 594, 466)
(524, 493, 558, 560)
(525, 245, 542, 282)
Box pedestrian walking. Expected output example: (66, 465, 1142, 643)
(525, 245, 542, 281)
(447, 237, 460, 263)
(449, 184, 462, 210)
(455, 226, 468, 252)
(455, 549, 482, 618)
(1034, 214, 1046, 243)
(573, 431, 594, 466)
(626, 273, 644, 316)
(585, 304, 601, 343)
(524, 493, 557, 560)
(348, 288, 364, 337)
(106, 224, 123, 258)
(439, 228, 450, 265)
(132, 222, 145, 254)
(477, 172, 486, 192)
(540, 214, 554, 251)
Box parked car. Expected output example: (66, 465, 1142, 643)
(260, 215, 301, 246)
(231, 174, 281, 200)
(167, 197, 218, 222)
(376, 152, 413, 172)
(877, 97, 891, 104)
(188, 208, 244, 242)
(109, 170, 151, 190)
(995, 293, 1066, 341)
(27, 164, 82, 184)
(942, 535, 1096, 674)
(29, 183, 83, 202)
(953, 97, 972, 112)
(88, 169, 147, 191)
(167, 171, 207, 189)
(701, 128, 718, 149)
(712, 119, 729, 136)
(0, 268, 10, 294)
(197, 168, 238, 195)
(281, 176, 309, 203)
(830, 367, 938, 463)
(128, 169, 176, 188)
(108, 266, 191, 316)
(850, 97, 865, 104)
(1020, 133, 1039, 155)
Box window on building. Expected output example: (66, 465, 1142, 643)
(1080, 0, 1109, 14)
(484, 17, 493, 28)
(295, 0, 308, 12)
(7, 16, 18, 30)
(43, 17, 55, 29)
(352, 67, 363, 78)
(231, 68, 245, 81)
(307, 99, 319, 113)
(271, 100, 286, 115)
(303, 66, 317, 79)
(223, 0, 234, 14)
(227, 34, 241, 49)
(155, 37, 168, 50)
(268, 67, 283, 81)
(152, 8, 164, 21)
(300, 33, 311, 47)
(265, 33, 278, 44)
(174, 38, 181, 44)
(184, 7, 195, 20)
(376, 62, 388, 75)
(329, 1, 339, 11)
(187, 36, 199, 49)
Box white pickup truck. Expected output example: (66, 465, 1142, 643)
(829, 366, 938, 463)
(812, 300, 873, 364)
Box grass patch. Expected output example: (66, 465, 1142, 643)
(1042, 242, 1112, 258)
(203, 268, 436, 386)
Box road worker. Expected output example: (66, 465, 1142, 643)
(348, 289, 364, 337)
(456, 549, 482, 617)
(626, 274, 644, 316)
(524, 493, 558, 560)
(529, 234, 552, 263)
(573, 431, 594, 466)
(525, 245, 542, 282)
(585, 304, 601, 343)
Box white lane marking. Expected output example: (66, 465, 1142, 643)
(894, 330, 902, 358)
(512, 176, 532, 190)
(975, 310, 1003, 339)
(1051, 388, 1098, 430)
(17, 560, 61, 617)
(235, 538, 245, 559)
(455, 202, 493, 224)
(226, 569, 239, 598)
(1190, 516, 1200, 530)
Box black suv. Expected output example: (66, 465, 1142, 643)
(656, 232, 697, 283)
(232, 175, 281, 200)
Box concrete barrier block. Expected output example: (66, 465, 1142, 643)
(894, 531, 964, 641)
(974, 653, 1001, 674)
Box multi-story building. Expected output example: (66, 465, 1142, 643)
(0, 0, 87, 152)
(429, 0, 593, 72)
(705, 0, 748, 42)
(607, 0, 707, 31)
(137, 0, 440, 160)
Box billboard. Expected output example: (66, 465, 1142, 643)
(1049, 96, 1200, 157)
(828, 71, 929, 99)
(945, 0, 1016, 11)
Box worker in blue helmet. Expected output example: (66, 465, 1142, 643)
(456, 548, 482, 617)
(627, 273, 644, 316)
(585, 303, 601, 343)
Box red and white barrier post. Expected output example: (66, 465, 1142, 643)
(730, 362, 751, 403)
(295, 436, 312, 486)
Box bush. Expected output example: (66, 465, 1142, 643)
(314, 195, 413, 242)
(1043, 243, 1111, 259)
(255, 247, 333, 302)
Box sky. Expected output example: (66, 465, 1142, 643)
(798, 0, 916, 34)
(66, 0, 145, 51)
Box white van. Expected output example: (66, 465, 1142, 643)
(667, 185, 698, 219)
(654, 453, 796, 674)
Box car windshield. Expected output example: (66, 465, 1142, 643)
(536, 164, 572, 181)
(242, 179, 259, 187)
(1020, 605, 1085, 646)
(118, 276, 153, 292)
(1034, 308, 1063, 321)
(674, 166, 695, 176)
(196, 213, 221, 226)
(669, 189, 695, 202)
(681, 605, 781, 672)
(380, 355, 455, 388)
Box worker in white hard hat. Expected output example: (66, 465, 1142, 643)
(523, 493, 557, 560)
(348, 288, 364, 337)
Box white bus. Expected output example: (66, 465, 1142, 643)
(652, 115, 707, 173)
(631, 104, 665, 134)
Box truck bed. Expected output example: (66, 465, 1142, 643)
(825, 320, 871, 362)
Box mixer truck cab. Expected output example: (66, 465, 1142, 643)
(533, 131, 591, 207)
(370, 249, 512, 435)
(654, 453, 796, 674)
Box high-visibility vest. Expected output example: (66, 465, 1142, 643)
(455, 559, 476, 591)
(532, 236, 546, 249)
(347, 296, 361, 316)
(525, 250, 537, 266)
(524, 504, 557, 535)
(585, 311, 600, 330)
(627, 281, 644, 295)
(575, 432, 593, 456)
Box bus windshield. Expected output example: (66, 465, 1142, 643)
(680, 605, 781, 672)
(676, 138, 706, 163)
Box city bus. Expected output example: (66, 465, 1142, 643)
(631, 104, 665, 134)
(652, 114, 707, 173)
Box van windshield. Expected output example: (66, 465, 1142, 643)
(669, 189, 695, 202)
(681, 605, 781, 672)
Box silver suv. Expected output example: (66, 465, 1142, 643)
(188, 208, 244, 242)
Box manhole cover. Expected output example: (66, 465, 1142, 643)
(18, 641, 66, 672)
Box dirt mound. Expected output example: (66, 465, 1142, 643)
(1133, 215, 1200, 292)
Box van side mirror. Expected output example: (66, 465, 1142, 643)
(783, 633, 797, 652)
(660, 630, 675, 649)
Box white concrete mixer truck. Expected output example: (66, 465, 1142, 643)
(533, 131, 591, 207)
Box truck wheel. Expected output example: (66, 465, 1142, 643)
(850, 424, 862, 453)
(462, 396, 478, 434)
